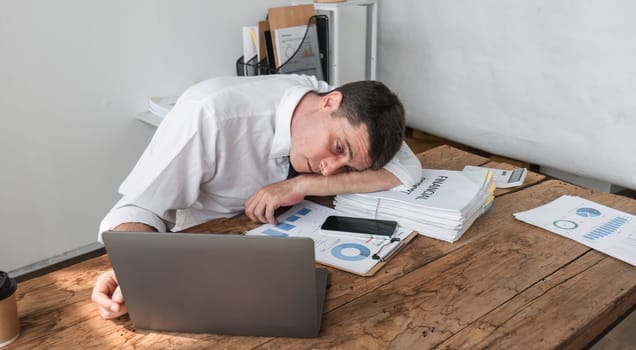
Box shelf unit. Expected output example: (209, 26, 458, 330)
(293, 0, 378, 86)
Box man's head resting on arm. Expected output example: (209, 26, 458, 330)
(289, 80, 405, 176)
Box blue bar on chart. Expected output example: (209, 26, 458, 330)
(584, 217, 628, 240)
(297, 208, 311, 216)
(262, 228, 288, 237)
(275, 222, 295, 231)
(286, 215, 300, 222)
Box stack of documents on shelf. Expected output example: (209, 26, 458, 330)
(137, 96, 179, 127)
(334, 168, 496, 243)
(148, 96, 178, 118)
(514, 195, 636, 266)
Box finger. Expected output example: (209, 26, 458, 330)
(244, 193, 259, 222)
(111, 286, 125, 304)
(107, 302, 128, 318)
(244, 195, 253, 214)
(99, 306, 114, 319)
(252, 200, 266, 223)
(117, 304, 128, 318)
(92, 271, 113, 293)
(247, 191, 265, 223)
(92, 288, 115, 310)
(109, 270, 119, 284)
(99, 304, 128, 320)
(245, 202, 257, 222)
(245, 203, 256, 222)
(264, 202, 278, 224)
(91, 274, 116, 308)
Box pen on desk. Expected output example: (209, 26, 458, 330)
(372, 237, 402, 261)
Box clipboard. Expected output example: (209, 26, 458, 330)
(245, 200, 419, 277)
(319, 230, 418, 277)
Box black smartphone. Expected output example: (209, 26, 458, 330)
(321, 215, 398, 237)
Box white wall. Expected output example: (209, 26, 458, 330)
(379, 0, 636, 190)
(1, 0, 288, 273)
(7, 0, 634, 274)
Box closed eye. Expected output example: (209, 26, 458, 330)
(335, 141, 344, 155)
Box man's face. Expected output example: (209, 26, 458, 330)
(289, 110, 372, 176)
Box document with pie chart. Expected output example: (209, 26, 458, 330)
(246, 200, 417, 276)
(513, 195, 636, 266)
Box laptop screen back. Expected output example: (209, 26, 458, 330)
(102, 231, 328, 338)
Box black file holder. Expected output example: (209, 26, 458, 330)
(236, 15, 330, 84)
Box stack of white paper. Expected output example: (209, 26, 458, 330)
(334, 168, 496, 242)
(148, 96, 178, 118)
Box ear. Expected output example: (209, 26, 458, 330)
(320, 91, 343, 112)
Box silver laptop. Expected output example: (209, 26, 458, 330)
(102, 231, 329, 338)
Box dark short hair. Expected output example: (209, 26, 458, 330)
(322, 80, 405, 169)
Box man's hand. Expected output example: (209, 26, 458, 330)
(91, 269, 128, 319)
(245, 177, 306, 224)
(93, 223, 153, 319)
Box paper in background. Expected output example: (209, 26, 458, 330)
(514, 195, 636, 266)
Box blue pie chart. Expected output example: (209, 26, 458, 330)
(576, 207, 601, 217)
(331, 243, 371, 261)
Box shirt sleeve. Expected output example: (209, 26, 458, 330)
(98, 204, 168, 243)
(382, 141, 422, 191)
(97, 99, 215, 241)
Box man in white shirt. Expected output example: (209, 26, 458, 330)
(93, 74, 421, 319)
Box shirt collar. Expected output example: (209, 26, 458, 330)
(270, 85, 313, 159)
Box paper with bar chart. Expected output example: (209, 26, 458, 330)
(514, 195, 636, 266)
(246, 200, 414, 275)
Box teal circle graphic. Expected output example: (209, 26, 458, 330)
(553, 220, 578, 230)
(331, 243, 371, 261)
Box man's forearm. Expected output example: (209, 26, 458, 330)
(295, 168, 401, 197)
(244, 169, 401, 224)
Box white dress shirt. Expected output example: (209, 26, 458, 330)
(99, 75, 421, 240)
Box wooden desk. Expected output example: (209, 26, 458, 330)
(9, 146, 636, 349)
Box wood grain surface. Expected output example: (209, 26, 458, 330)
(8, 147, 635, 350)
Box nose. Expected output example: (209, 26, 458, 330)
(319, 156, 348, 176)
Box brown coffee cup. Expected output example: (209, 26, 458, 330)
(0, 271, 20, 348)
